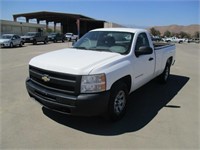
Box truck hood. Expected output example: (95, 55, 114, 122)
(29, 48, 121, 75)
(0, 39, 10, 43)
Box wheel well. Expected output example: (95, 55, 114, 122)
(111, 75, 131, 93)
(167, 57, 173, 66)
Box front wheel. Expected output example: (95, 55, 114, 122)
(10, 42, 13, 48)
(107, 82, 128, 121)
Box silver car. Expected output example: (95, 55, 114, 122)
(0, 34, 24, 48)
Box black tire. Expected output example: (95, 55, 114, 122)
(44, 39, 48, 44)
(107, 82, 128, 121)
(159, 60, 171, 84)
(62, 39, 65, 42)
(33, 40, 37, 45)
(19, 41, 23, 47)
(10, 42, 13, 48)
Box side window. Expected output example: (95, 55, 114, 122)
(135, 33, 150, 50)
(12, 36, 16, 40)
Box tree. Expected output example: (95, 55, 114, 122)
(163, 30, 171, 37)
(179, 31, 190, 38)
(193, 31, 200, 38)
(150, 27, 160, 36)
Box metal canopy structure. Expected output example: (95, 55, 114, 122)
(13, 11, 105, 37)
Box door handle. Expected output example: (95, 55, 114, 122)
(149, 57, 154, 61)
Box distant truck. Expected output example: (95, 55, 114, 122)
(48, 33, 65, 43)
(65, 33, 78, 41)
(26, 28, 175, 121)
(21, 32, 48, 45)
(164, 37, 184, 43)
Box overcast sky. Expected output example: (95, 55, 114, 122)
(0, 0, 199, 27)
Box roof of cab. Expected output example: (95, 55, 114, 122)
(91, 28, 147, 33)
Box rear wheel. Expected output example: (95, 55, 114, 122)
(159, 60, 171, 84)
(107, 82, 128, 121)
(33, 40, 37, 45)
(44, 39, 48, 44)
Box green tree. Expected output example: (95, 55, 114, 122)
(150, 27, 160, 36)
(163, 30, 171, 37)
(193, 31, 200, 38)
(179, 31, 190, 38)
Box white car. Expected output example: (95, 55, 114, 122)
(0, 34, 23, 48)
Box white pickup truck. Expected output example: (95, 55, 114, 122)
(26, 28, 175, 121)
(65, 33, 78, 41)
(164, 37, 184, 43)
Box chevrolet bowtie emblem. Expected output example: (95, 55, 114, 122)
(41, 74, 50, 82)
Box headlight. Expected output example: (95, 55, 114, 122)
(81, 74, 106, 93)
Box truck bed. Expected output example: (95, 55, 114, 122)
(153, 42, 175, 50)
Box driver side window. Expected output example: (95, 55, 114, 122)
(135, 33, 150, 51)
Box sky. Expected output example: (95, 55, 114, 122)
(0, 0, 199, 27)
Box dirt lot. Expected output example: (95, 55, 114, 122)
(0, 42, 199, 149)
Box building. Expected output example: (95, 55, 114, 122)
(0, 20, 45, 35)
(1, 11, 124, 36)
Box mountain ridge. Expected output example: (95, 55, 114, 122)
(149, 24, 200, 36)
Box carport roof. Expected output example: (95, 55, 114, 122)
(13, 11, 105, 23)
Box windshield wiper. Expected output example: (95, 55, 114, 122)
(89, 48, 113, 53)
(73, 46, 88, 50)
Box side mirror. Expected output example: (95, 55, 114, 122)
(135, 46, 153, 57)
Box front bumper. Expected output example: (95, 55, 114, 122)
(26, 78, 110, 116)
(1, 42, 10, 47)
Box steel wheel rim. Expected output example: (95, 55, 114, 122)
(114, 90, 126, 115)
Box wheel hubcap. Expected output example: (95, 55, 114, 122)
(114, 90, 126, 115)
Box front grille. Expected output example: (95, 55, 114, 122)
(29, 66, 81, 95)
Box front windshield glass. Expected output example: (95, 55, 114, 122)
(1, 35, 12, 39)
(73, 31, 134, 54)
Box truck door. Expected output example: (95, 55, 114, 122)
(133, 32, 155, 87)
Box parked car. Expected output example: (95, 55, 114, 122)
(163, 37, 184, 43)
(0, 34, 24, 48)
(26, 28, 176, 121)
(65, 33, 78, 41)
(21, 32, 48, 45)
(48, 33, 65, 43)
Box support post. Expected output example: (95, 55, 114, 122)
(54, 22, 56, 32)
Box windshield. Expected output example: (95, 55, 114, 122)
(73, 31, 134, 54)
(1, 35, 12, 39)
(66, 33, 72, 36)
(25, 32, 36, 36)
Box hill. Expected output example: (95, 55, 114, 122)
(149, 24, 200, 36)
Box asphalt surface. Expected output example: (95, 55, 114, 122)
(0, 42, 199, 149)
